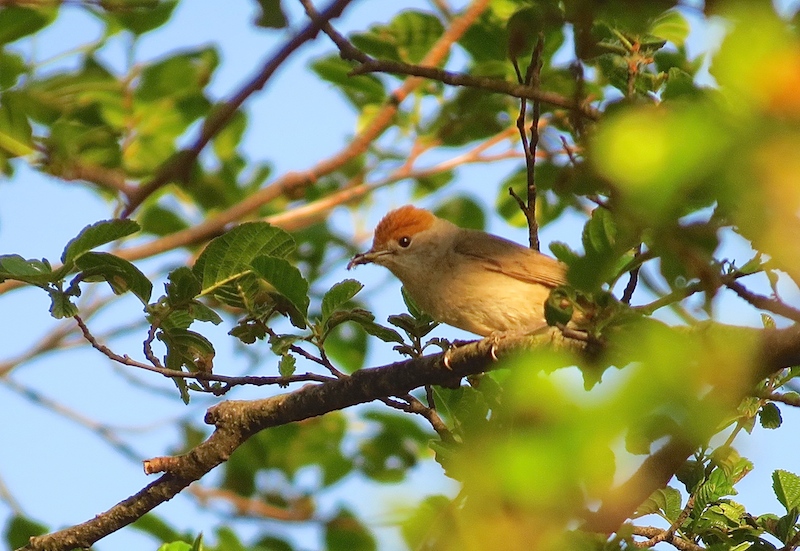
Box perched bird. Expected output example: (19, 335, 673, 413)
(348, 205, 568, 337)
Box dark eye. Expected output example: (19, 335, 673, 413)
(398, 236, 411, 248)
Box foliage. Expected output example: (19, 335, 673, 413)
(2, 1, 800, 550)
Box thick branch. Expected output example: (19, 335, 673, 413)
(20, 332, 536, 551)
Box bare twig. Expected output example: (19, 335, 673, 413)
(631, 526, 703, 551)
(74, 315, 335, 393)
(621, 244, 643, 305)
(726, 280, 800, 323)
(188, 484, 314, 521)
(632, 495, 695, 549)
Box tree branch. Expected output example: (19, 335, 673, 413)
(120, 0, 356, 216)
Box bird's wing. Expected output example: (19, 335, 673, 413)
(453, 231, 568, 288)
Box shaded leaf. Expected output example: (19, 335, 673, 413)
(0, 7, 56, 44)
(74, 251, 153, 303)
(250, 255, 310, 328)
(759, 402, 782, 429)
(321, 279, 363, 322)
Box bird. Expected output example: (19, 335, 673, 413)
(348, 205, 569, 337)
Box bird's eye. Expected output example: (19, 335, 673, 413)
(398, 236, 411, 248)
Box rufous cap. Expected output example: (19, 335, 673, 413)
(372, 205, 435, 250)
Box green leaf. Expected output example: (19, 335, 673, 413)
(0, 93, 34, 157)
(278, 354, 296, 378)
(136, 47, 219, 102)
(74, 252, 153, 303)
(0, 51, 26, 90)
(325, 508, 376, 551)
(321, 279, 364, 322)
(388, 10, 444, 64)
(434, 196, 485, 231)
(634, 487, 683, 521)
(310, 55, 386, 107)
(774, 470, 800, 513)
(158, 328, 215, 373)
(48, 289, 79, 319)
(253, 0, 287, 28)
(107, 0, 178, 35)
(249, 255, 310, 328)
(4, 514, 48, 549)
(0, 254, 54, 285)
(157, 542, 193, 551)
(165, 267, 202, 305)
(131, 514, 185, 545)
(192, 222, 295, 293)
(650, 9, 690, 47)
(759, 402, 782, 429)
(0, 7, 56, 44)
(212, 109, 246, 161)
(61, 219, 140, 265)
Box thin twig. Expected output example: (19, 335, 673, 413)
(621, 243, 643, 305)
(121, 0, 356, 216)
(74, 315, 335, 392)
(726, 280, 800, 323)
(631, 525, 703, 551)
(633, 495, 695, 549)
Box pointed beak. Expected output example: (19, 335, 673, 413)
(347, 249, 389, 270)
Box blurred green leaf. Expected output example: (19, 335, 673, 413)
(310, 55, 385, 107)
(131, 514, 187, 545)
(253, 0, 287, 29)
(0, 92, 34, 157)
(649, 10, 689, 46)
(212, 109, 246, 162)
(106, 0, 178, 35)
(435, 196, 485, 230)
(0, 6, 56, 44)
(325, 508, 376, 551)
(0, 51, 27, 90)
(4, 514, 48, 549)
(388, 10, 444, 64)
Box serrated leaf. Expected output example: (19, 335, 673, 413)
(761, 313, 776, 329)
(250, 255, 310, 327)
(48, 289, 78, 319)
(61, 219, 140, 265)
(322, 279, 363, 322)
(192, 222, 294, 293)
(773, 470, 800, 512)
(759, 402, 782, 429)
(74, 252, 152, 303)
(0, 254, 55, 285)
(389, 10, 444, 64)
(326, 309, 404, 344)
(158, 328, 215, 373)
(634, 487, 683, 521)
(165, 266, 202, 304)
(278, 354, 296, 378)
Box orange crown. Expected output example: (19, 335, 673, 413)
(372, 205, 435, 249)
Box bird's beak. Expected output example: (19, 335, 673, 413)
(347, 249, 389, 270)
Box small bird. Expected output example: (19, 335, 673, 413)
(348, 205, 568, 337)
